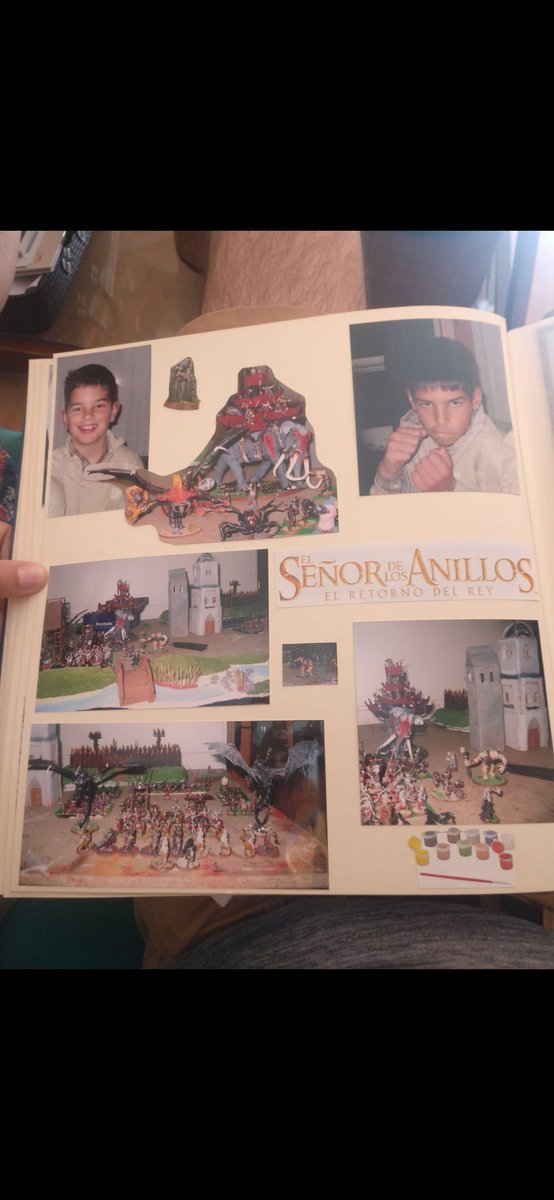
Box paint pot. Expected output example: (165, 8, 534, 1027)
(447, 828, 460, 844)
(415, 849, 430, 866)
(458, 840, 472, 857)
(437, 844, 450, 861)
(491, 840, 505, 855)
(466, 829, 480, 845)
(501, 833, 515, 850)
(408, 836, 421, 851)
(423, 831, 438, 847)
(484, 830, 498, 845)
(500, 852, 513, 870)
(475, 843, 490, 861)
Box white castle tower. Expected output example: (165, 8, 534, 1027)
(498, 621, 549, 750)
(27, 726, 61, 807)
(189, 553, 222, 636)
(168, 567, 190, 638)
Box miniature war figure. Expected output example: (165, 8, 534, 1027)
(479, 787, 502, 823)
(29, 758, 145, 828)
(461, 747, 508, 783)
(218, 499, 287, 541)
(209, 737, 322, 828)
(165, 356, 199, 410)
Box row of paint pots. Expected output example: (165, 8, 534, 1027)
(408, 830, 514, 870)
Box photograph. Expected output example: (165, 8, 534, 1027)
(282, 642, 338, 687)
(22, 719, 329, 891)
(49, 345, 151, 518)
(36, 549, 269, 710)
(354, 618, 554, 826)
(350, 317, 519, 497)
(87, 364, 339, 546)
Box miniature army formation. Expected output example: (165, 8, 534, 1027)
(359, 740, 508, 827)
(65, 781, 280, 870)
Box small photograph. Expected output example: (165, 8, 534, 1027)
(355, 618, 554, 826)
(49, 345, 151, 518)
(282, 642, 338, 687)
(164, 356, 199, 410)
(350, 318, 519, 496)
(36, 549, 269, 711)
(86, 365, 338, 545)
(22, 719, 329, 891)
(406, 827, 517, 889)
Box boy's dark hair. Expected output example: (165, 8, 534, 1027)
(64, 364, 118, 410)
(405, 337, 481, 397)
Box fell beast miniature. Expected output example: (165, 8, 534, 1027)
(28, 758, 145, 829)
(208, 738, 322, 828)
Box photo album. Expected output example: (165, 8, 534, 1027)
(1, 304, 553, 897)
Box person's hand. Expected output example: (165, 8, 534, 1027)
(379, 426, 426, 479)
(0, 521, 48, 600)
(410, 448, 455, 492)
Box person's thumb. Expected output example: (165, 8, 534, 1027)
(0, 560, 48, 599)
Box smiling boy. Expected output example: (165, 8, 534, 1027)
(370, 337, 519, 495)
(49, 364, 144, 517)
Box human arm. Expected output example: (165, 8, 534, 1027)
(48, 475, 67, 517)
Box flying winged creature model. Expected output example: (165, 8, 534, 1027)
(28, 759, 146, 828)
(207, 738, 322, 828)
(85, 461, 227, 532)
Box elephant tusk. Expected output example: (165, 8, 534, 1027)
(305, 459, 320, 489)
(285, 452, 301, 480)
(273, 451, 286, 477)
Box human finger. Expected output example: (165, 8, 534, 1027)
(0, 560, 48, 599)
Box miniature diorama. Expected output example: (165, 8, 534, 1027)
(164, 356, 199, 410)
(21, 720, 328, 890)
(406, 826, 516, 888)
(86, 365, 338, 545)
(355, 619, 554, 827)
(282, 643, 338, 687)
(36, 550, 269, 711)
